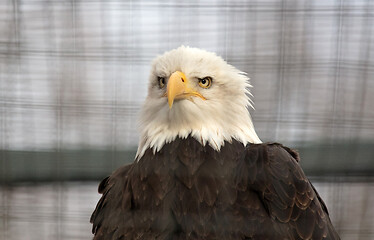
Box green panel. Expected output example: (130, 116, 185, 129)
(0, 150, 135, 183)
(1, 141, 374, 183)
(298, 142, 374, 175)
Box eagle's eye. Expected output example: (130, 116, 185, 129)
(198, 77, 212, 88)
(158, 77, 166, 88)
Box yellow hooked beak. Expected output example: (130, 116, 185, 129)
(166, 71, 206, 108)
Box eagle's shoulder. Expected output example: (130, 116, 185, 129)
(243, 142, 340, 239)
(90, 163, 134, 240)
(245, 142, 300, 163)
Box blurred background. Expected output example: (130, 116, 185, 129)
(1, 0, 374, 239)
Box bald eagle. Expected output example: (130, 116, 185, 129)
(91, 46, 340, 240)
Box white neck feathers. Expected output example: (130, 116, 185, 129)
(135, 98, 261, 160)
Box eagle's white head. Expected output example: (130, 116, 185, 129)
(136, 46, 261, 159)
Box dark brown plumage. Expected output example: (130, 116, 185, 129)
(90, 137, 340, 240)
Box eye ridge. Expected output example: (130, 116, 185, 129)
(198, 76, 212, 88)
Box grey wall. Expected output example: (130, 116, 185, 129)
(1, 0, 374, 181)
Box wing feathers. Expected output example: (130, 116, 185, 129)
(246, 143, 339, 239)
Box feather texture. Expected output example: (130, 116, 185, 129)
(91, 137, 340, 240)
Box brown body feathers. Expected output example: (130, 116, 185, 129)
(91, 137, 340, 240)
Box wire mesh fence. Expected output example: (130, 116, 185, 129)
(1, 0, 374, 239)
